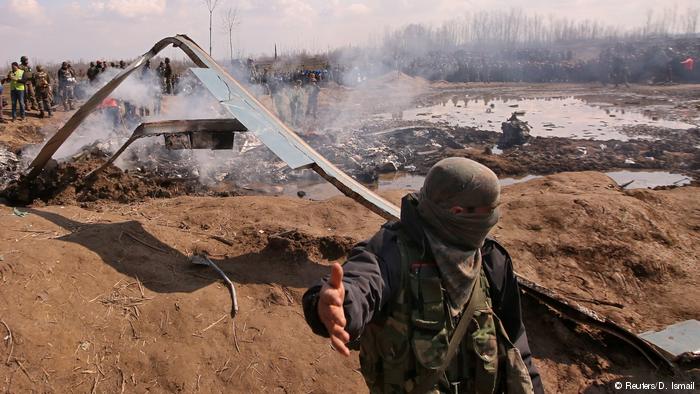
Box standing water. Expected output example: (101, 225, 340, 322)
(402, 97, 698, 141)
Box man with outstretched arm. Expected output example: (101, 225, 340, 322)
(303, 157, 544, 393)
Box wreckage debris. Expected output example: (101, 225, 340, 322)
(0, 148, 20, 189)
(0, 154, 242, 206)
(498, 111, 531, 149)
(191, 253, 239, 318)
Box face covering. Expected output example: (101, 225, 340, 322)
(415, 157, 501, 311)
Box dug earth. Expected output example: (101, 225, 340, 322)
(0, 171, 697, 392)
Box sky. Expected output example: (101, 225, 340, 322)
(1, 0, 698, 65)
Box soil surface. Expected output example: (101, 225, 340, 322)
(0, 172, 698, 393)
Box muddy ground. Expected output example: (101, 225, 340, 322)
(307, 81, 700, 185)
(1, 81, 699, 392)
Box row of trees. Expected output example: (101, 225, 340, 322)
(201, 5, 698, 64)
(381, 7, 700, 57)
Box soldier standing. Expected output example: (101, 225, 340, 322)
(163, 58, 173, 95)
(303, 158, 544, 393)
(87, 62, 99, 84)
(19, 56, 38, 111)
(57, 61, 77, 111)
(33, 66, 53, 118)
(288, 79, 303, 126)
(0, 81, 4, 123)
(305, 74, 320, 119)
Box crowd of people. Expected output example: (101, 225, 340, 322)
(266, 71, 322, 126)
(0, 56, 80, 122)
(1, 55, 178, 124)
(245, 61, 325, 125)
(245, 38, 699, 90)
(4, 37, 697, 124)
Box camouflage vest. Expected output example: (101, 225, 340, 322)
(359, 231, 534, 394)
(35, 72, 50, 90)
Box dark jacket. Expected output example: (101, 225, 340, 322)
(303, 196, 544, 393)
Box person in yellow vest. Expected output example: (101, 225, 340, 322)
(6, 62, 26, 121)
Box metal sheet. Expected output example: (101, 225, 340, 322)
(190, 131, 234, 150)
(640, 319, 700, 357)
(180, 50, 400, 220)
(190, 68, 312, 169)
(87, 118, 246, 178)
(517, 275, 675, 373)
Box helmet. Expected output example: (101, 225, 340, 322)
(20, 56, 28, 63)
(36, 65, 44, 72)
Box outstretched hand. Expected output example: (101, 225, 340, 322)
(317, 263, 351, 356)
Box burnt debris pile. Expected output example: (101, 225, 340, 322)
(0, 151, 240, 207)
(0, 148, 21, 188)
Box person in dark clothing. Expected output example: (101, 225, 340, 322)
(305, 74, 320, 119)
(163, 58, 173, 95)
(303, 158, 543, 393)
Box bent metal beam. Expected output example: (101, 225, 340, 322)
(25, 34, 400, 221)
(23, 34, 674, 372)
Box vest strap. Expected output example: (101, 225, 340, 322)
(408, 269, 485, 394)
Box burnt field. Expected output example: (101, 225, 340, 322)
(2, 80, 699, 206)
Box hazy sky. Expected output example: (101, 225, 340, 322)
(1, 0, 697, 65)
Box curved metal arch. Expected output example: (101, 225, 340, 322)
(26, 34, 401, 221)
(26, 35, 205, 178)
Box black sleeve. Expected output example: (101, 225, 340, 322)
(302, 227, 401, 341)
(482, 241, 544, 394)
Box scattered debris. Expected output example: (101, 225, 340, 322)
(12, 208, 28, 217)
(640, 320, 700, 362)
(191, 253, 239, 318)
(499, 112, 531, 149)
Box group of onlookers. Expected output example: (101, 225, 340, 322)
(1, 56, 79, 122)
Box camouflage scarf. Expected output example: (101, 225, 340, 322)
(420, 218, 486, 313)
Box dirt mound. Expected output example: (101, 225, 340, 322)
(0, 120, 47, 152)
(1, 155, 241, 206)
(265, 229, 356, 261)
(363, 71, 430, 91)
(494, 172, 699, 333)
(0, 172, 697, 392)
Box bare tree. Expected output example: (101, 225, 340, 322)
(202, 0, 222, 56)
(221, 6, 240, 65)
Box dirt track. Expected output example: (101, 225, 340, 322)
(0, 172, 698, 392)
